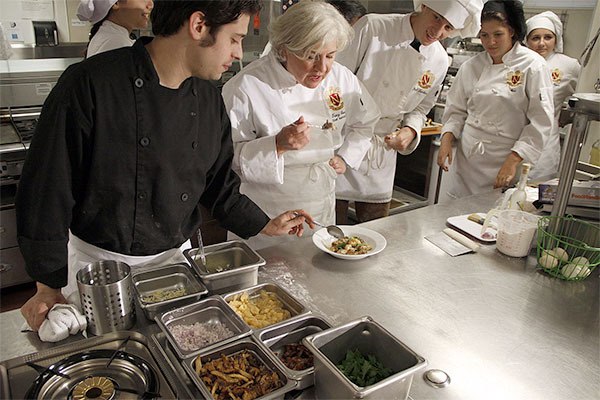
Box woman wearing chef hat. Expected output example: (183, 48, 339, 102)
(334, 0, 483, 223)
(77, 0, 153, 58)
(526, 11, 581, 180)
(437, 0, 554, 199)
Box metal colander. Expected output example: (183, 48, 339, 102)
(536, 216, 600, 281)
(76, 261, 136, 335)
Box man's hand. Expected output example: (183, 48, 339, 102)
(275, 116, 311, 156)
(437, 132, 455, 171)
(384, 126, 417, 151)
(21, 282, 67, 331)
(261, 209, 316, 237)
(329, 155, 347, 174)
(494, 152, 523, 189)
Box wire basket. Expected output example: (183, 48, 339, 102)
(536, 216, 600, 281)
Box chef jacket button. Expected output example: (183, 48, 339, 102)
(192, 88, 197, 96)
(492, 89, 498, 94)
(488, 121, 493, 125)
(134, 78, 144, 88)
(154, 221, 161, 228)
(138, 192, 146, 200)
(475, 88, 480, 92)
(181, 193, 189, 202)
(190, 111, 197, 117)
(383, 81, 389, 87)
(192, 141, 198, 149)
(140, 137, 150, 146)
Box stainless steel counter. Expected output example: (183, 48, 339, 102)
(2, 190, 598, 399)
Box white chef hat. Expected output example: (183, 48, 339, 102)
(526, 11, 563, 53)
(77, 0, 118, 25)
(414, 0, 483, 38)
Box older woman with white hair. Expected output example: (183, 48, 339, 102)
(222, 0, 380, 248)
(77, 0, 153, 57)
(526, 11, 581, 180)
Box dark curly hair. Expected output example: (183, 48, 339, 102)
(151, 0, 261, 39)
(482, 0, 527, 43)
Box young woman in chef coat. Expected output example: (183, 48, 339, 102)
(437, 0, 554, 199)
(526, 11, 581, 180)
(77, 0, 153, 58)
(222, 1, 380, 249)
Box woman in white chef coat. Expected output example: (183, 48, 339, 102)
(526, 11, 581, 180)
(437, 0, 554, 199)
(77, 0, 153, 58)
(222, 0, 380, 248)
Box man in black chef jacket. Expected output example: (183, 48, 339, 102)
(17, 0, 314, 331)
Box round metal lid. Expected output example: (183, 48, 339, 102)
(423, 369, 451, 388)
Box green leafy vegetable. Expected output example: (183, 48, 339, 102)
(336, 349, 393, 387)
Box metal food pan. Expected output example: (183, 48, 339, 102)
(303, 316, 427, 399)
(156, 295, 251, 360)
(182, 337, 296, 400)
(132, 263, 208, 320)
(183, 241, 265, 294)
(221, 282, 310, 332)
(256, 315, 332, 390)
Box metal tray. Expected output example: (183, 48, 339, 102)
(221, 282, 311, 332)
(156, 295, 252, 360)
(182, 336, 296, 400)
(256, 315, 332, 390)
(184, 241, 266, 294)
(303, 316, 427, 400)
(132, 263, 208, 320)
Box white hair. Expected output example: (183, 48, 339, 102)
(269, 0, 354, 62)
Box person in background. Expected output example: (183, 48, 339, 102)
(77, 0, 154, 58)
(526, 11, 581, 181)
(327, 0, 366, 26)
(335, 0, 483, 224)
(18, 0, 313, 331)
(437, 0, 554, 199)
(222, 0, 379, 249)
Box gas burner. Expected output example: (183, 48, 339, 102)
(70, 376, 115, 400)
(25, 350, 159, 400)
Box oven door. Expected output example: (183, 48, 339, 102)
(0, 189, 31, 288)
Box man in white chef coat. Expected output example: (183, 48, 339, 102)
(335, 0, 483, 223)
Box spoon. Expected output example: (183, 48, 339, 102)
(312, 220, 345, 239)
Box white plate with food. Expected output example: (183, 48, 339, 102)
(312, 226, 387, 260)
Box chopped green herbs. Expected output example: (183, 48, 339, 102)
(336, 349, 393, 387)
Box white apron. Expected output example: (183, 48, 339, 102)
(64, 232, 191, 300)
(335, 13, 449, 202)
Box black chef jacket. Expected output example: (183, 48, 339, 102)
(16, 38, 270, 288)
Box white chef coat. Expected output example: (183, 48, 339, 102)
(86, 20, 134, 58)
(529, 51, 581, 180)
(222, 52, 379, 248)
(441, 42, 554, 198)
(335, 13, 449, 202)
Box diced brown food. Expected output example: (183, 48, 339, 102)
(195, 350, 284, 400)
(279, 343, 314, 371)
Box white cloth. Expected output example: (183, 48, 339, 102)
(77, 0, 118, 24)
(63, 232, 191, 299)
(86, 20, 134, 58)
(441, 42, 554, 198)
(414, 0, 483, 38)
(222, 52, 379, 248)
(21, 304, 87, 343)
(335, 13, 449, 202)
(529, 52, 581, 180)
(526, 11, 564, 53)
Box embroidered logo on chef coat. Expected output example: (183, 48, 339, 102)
(506, 70, 523, 89)
(325, 87, 344, 111)
(417, 70, 434, 90)
(551, 68, 562, 85)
